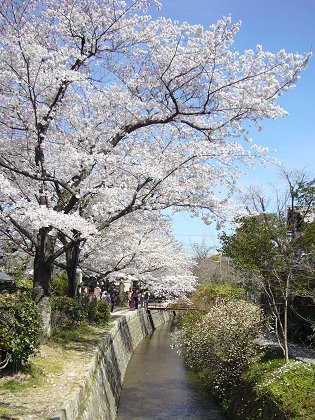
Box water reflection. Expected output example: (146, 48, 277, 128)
(116, 319, 225, 419)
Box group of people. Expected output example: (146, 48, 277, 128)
(128, 289, 150, 310)
(84, 285, 151, 313)
(85, 286, 118, 313)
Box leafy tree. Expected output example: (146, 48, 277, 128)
(51, 274, 68, 297)
(220, 214, 287, 276)
(220, 170, 315, 362)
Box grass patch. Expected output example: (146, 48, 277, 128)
(51, 322, 110, 346)
(33, 354, 64, 375)
(51, 325, 85, 344)
(245, 355, 315, 419)
(0, 364, 44, 393)
(1, 379, 29, 392)
(0, 403, 21, 419)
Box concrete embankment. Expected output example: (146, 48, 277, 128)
(50, 309, 174, 420)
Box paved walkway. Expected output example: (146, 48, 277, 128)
(258, 333, 315, 364)
(109, 307, 131, 321)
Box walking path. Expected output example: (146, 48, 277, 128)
(0, 306, 134, 420)
(110, 307, 131, 321)
(258, 333, 315, 364)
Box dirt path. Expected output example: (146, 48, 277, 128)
(0, 323, 111, 420)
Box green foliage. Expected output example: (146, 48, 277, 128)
(294, 178, 315, 208)
(51, 323, 91, 344)
(15, 276, 33, 296)
(220, 213, 315, 347)
(0, 294, 41, 368)
(51, 296, 84, 328)
(0, 364, 44, 392)
(51, 273, 68, 296)
(85, 300, 110, 324)
(246, 356, 315, 419)
(192, 282, 245, 311)
(220, 214, 288, 276)
(51, 297, 111, 331)
(178, 310, 205, 334)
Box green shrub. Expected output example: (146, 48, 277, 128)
(15, 276, 33, 296)
(51, 297, 110, 330)
(192, 282, 245, 311)
(85, 300, 110, 324)
(178, 310, 205, 335)
(51, 274, 68, 297)
(246, 357, 315, 419)
(0, 294, 40, 368)
(51, 296, 83, 328)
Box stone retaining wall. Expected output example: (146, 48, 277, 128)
(50, 309, 174, 420)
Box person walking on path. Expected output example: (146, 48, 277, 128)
(143, 290, 150, 308)
(129, 289, 135, 310)
(128, 289, 135, 309)
(103, 291, 112, 311)
(134, 289, 140, 309)
(110, 287, 117, 312)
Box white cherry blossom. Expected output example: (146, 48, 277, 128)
(0, 0, 310, 303)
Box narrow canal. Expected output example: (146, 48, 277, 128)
(116, 319, 226, 420)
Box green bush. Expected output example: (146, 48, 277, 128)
(14, 276, 33, 296)
(178, 310, 205, 334)
(85, 300, 110, 324)
(192, 282, 246, 311)
(51, 274, 68, 296)
(51, 296, 83, 328)
(245, 357, 315, 419)
(51, 297, 110, 330)
(0, 294, 40, 368)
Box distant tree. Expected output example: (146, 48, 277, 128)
(220, 170, 315, 362)
(191, 241, 242, 285)
(78, 214, 197, 295)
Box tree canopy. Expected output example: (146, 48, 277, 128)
(0, 0, 310, 303)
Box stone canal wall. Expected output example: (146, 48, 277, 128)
(50, 309, 174, 420)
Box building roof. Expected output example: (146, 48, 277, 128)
(0, 270, 15, 283)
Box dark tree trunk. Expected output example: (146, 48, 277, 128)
(33, 227, 55, 300)
(33, 227, 55, 338)
(66, 242, 80, 299)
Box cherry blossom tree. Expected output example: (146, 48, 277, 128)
(0, 0, 310, 332)
(79, 213, 196, 294)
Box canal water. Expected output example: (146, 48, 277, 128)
(116, 320, 225, 420)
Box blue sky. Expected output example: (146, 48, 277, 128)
(154, 0, 315, 253)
